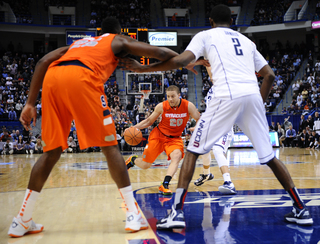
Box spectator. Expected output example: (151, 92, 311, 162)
(307, 115, 314, 129)
(15, 100, 23, 118)
(14, 135, 26, 154)
(283, 116, 292, 130)
(2, 138, 13, 155)
(10, 130, 18, 141)
(297, 129, 308, 148)
(292, 80, 300, 94)
(285, 125, 296, 147)
(67, 136, 77, 153)
(8, 107, 17, 120)
(0, 130, 12, 142)
(277, 124, 285, 147)
(269, 121, 277, 131)
(199, 99, 206, 112)
(308, 130, 319, 149)
(299, 115, 307, 132)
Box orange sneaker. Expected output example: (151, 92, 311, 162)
(125, 155, 138, 170)
(159, 183, 173, 195)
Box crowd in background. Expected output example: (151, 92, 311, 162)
(251, 0, 293, 26)
(90, 0, 151, 28)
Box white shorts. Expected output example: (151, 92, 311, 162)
(187, 94, 274, 164)
(212, 128, 234, 154)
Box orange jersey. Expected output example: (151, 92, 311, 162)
(49, 33, 118, 85)
(158, 99, 189, 137)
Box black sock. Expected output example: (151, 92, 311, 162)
(163, 175, 172, 188)
(288, 187, 305, 210)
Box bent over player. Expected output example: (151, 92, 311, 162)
(8, 17, 184, 237)
(126, 85, 200, 195)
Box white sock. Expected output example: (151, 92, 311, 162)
(18, 189, 40, 222)
(119, 185, 138, 214)
(222, 173, 231, 182)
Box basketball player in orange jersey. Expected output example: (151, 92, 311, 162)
(7, 17, 191, 237)
(125, 85, 200, 195)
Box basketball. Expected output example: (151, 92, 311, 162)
(124, 127, 143, 146)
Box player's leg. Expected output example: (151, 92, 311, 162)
(212, 145, 236, 195)
(237, 94, 312, 225)
(101, 145, 148, 232)
(67, 68, 148, 232)
(126, 156, 152, 169)
(194, 151, 214, 186)
(158, 138, 184, 195)
(8, 66, 71, 237)
(157, 99, 237, 229)
(125, 129, 163, 170)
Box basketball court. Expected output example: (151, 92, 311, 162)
(1, 147, 320, 244)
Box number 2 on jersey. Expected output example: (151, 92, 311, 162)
(232, 38, 243, 56)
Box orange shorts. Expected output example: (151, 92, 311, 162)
(41, 65, 117, 152)
(142, 127, 184, 163)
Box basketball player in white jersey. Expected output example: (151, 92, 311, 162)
(122, 4, 313, 228)
(194, 65, 236, 194)
(194, 126, 235, 195)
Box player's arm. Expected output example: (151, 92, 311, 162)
(26, 46, 69, 106)
(259, 64, 275, 102)
(133, 103, 163, 130)
(112, 35, 178, 61)
(21, 46, 69, 130)
(188, 102, 200, 122)
(122, 50, 196, 73)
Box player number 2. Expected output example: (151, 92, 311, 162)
(170, 119, 183, 127)
(232, 38, 243, 56)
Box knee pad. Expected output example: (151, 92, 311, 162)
(212, 146, 229, 168)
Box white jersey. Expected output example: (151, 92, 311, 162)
(186, 27, 267, 100)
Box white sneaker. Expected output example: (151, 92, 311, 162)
(125, 211, 148, 232)
(8, 217, 44, 237)
(25, 150, 29, 154)
(9, 149, 13, 155)
(30, 150, 33, 155)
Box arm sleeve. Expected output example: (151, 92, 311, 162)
(185, 31, 206, 62)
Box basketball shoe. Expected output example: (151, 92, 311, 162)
(218, 181, 236, 195)
(285, 207, 313, 225)
(125, 210, 148, 232)
(194, 173, 214, 186)
(156, 206, 185, 229)
(8, 217, 44, 237)
(125, 155, 138, 170)
(159, 183, 172, 195)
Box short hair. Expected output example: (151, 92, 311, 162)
(167, 85, 180, 94)
(209, 4, 231, 25)
(101, 17, 121, 34)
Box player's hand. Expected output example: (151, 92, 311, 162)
(119, 58, 146, 72)
(185, 59, 210, 75)
(188, 126, 195, 132)
(20, 103, 37, 131)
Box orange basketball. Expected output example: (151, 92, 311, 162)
(124, 127, 143, 146)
